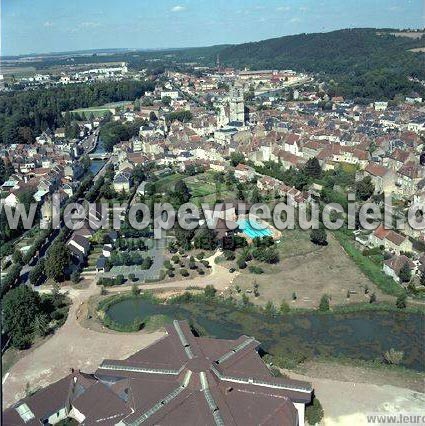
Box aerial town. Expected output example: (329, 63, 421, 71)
(1, 1, 425, 425)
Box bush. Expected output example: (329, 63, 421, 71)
(115, 275, 125, 285)
(279, 300, 290, 314)
(305, 397, 324, 425)
(180, 269, 189, 277)
(204, 285, 217, 299)
(319, 294, 330, 311)
(131, 284, 140, 296)
(224, 250, 236, 261)
(362, 247, 381, 256)
(248, 265, 264, 274)
(383, 348, 404, 365)
(237, 259, 247, 269)
(310, 228, 327, 246)
(395, 293, 407, 309)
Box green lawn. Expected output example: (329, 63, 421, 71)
(154, 173, 183, 193)
(333, 230, 403, 296)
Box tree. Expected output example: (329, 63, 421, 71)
(396, 293, 407, 309)
(131, 283, 140, 295)
(204, 285, 217, 299)
(173, 179, 191, 204)
(29, 259, 45, 286)
(194, 228, 217, 250)
(3, 286, 42, 348)
(398, 262, 411, 283)
(355, 176, 374, 201)
(162, 96, 172, 106)
(230, 152, 245, 167)
(12, 250, 23, 265)
(250, 187, 262, 204)
(71, 270, 80, 284)
(174, 223, 195, 250)
(0, 157, 14, 184)
(420, 270, 425, 287)
(319, 294, 330, 311)
(45, 242, 70, 282)
(304, 157, 322, 179)
(33, 314, 49, 337)
(51, 281, 61, 303)
(310, 228, 327, 246)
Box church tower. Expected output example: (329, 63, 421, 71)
(229, 85, 245, 123)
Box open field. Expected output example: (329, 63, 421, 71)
(69, 100, 133, 117)
(1, 66, 37, 77)
(185, 172, 237, 204)
(232, 228, 394, 308)
(154, 172, 183, 193)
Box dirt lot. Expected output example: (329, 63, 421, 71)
(2, 282, 164, 408)
(286, 360, 425, 425)
(232, 229, 394, 308)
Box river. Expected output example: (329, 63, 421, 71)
(105, 298, 425, 371)
(89, 137, 106, 175)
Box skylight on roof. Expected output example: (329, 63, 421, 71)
(16, 403, 35, 423)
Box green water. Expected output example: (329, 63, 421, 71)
(106, 298, 425, 371)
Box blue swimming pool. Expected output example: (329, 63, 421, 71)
(237, 219, 272, 238)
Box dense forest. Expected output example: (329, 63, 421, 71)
(0, 80, 155, 145)
(216, 29, 425, 100)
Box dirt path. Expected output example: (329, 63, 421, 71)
(106, 250, 239, 294)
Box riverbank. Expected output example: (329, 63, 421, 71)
(98, 291, 425, 372)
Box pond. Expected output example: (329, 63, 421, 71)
(106, 298, 425, 371)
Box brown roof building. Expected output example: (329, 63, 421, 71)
(3, 321, 312, 425)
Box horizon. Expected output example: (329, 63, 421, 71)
(2, 0, 424, 56)
(2, 26, 425, 59)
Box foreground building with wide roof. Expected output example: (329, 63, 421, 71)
(3, 320, 312, 425)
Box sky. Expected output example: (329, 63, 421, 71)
(1, 0, 424, 56)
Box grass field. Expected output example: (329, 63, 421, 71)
(2, 66, 37, 77)
(154, 173, 184, 193)
(232, 228, 395, 309)
(185, 172, 236, 205)
(68, 101, 133, 118)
